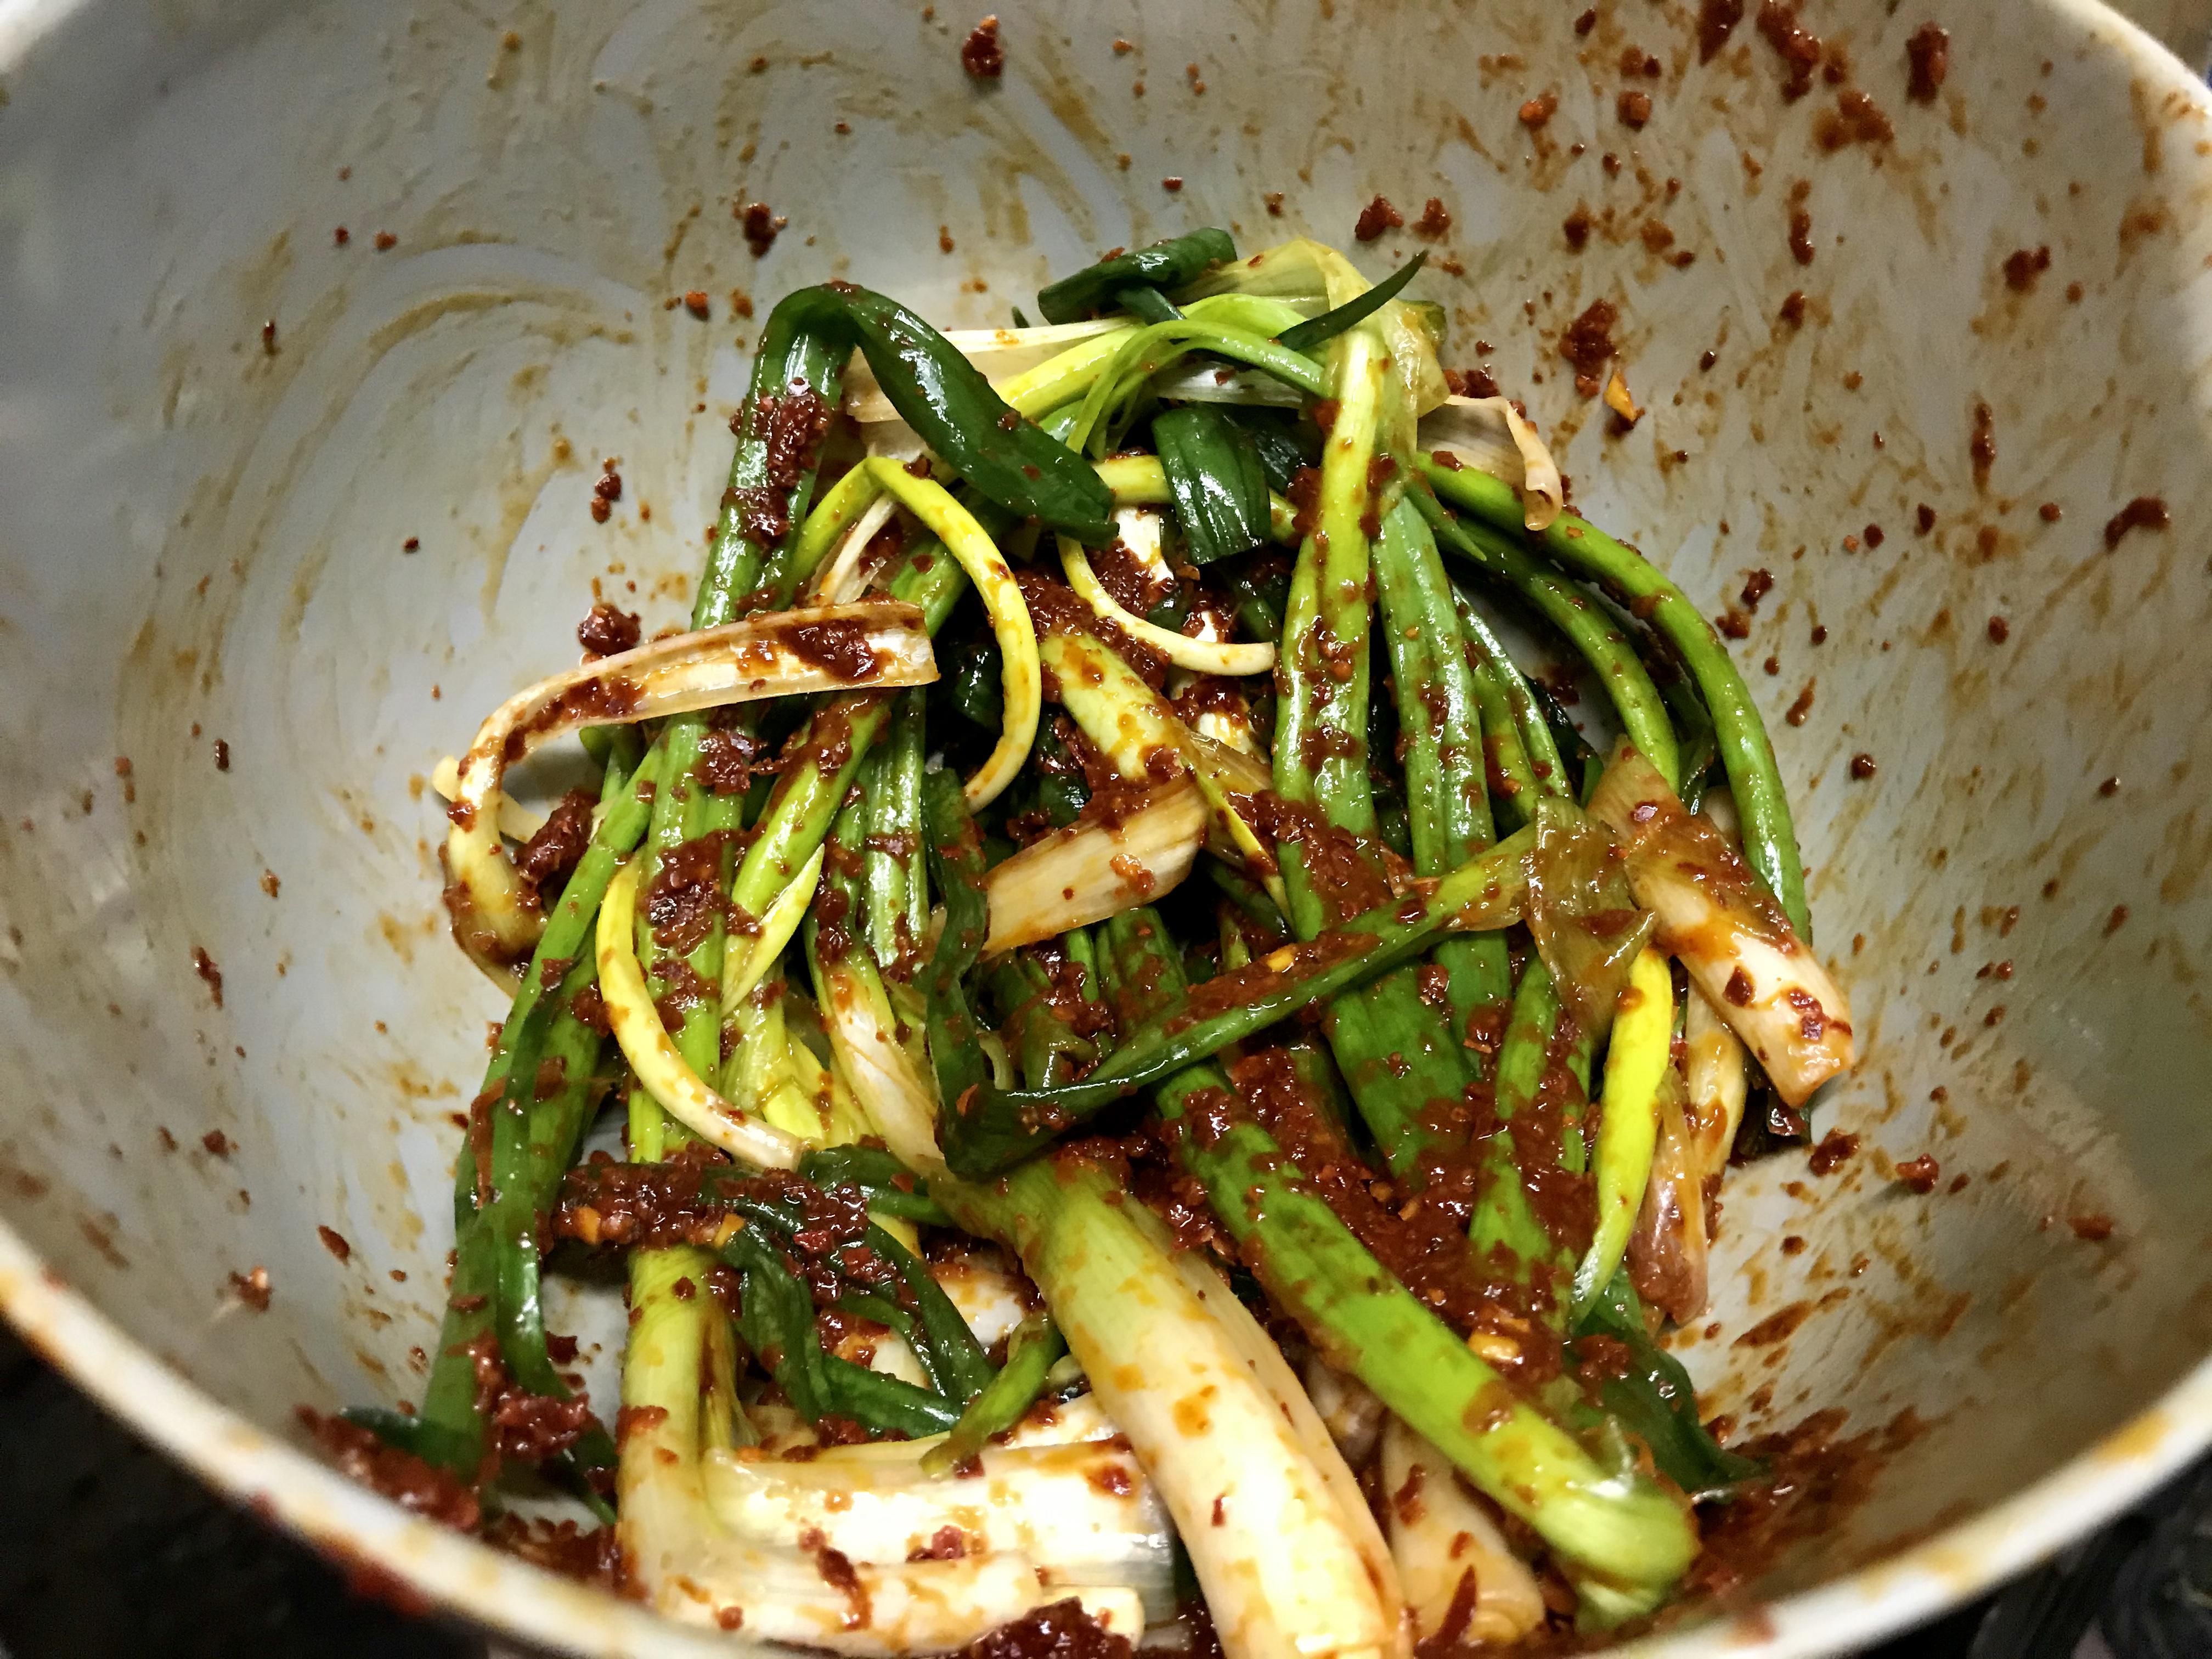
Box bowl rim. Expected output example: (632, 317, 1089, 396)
(2, 0, 2209, 1653)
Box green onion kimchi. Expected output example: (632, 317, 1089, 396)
(314, 227, 1860, 1657)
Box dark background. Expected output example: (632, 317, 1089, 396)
(3, 1322, 2203, 1659)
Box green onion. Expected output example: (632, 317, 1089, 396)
(797, 1146, 955, 1227)
(920, 1310, 1068, 1475)
(1212, 405, 1318, 492)
(784, 285, 1116, 543)
(1277, 252, 1427, 352)
(1572, 1272, 1763, 1500)
(1115, 285, 1182, 323)
(1101, 911, 1698, 1609)
(936, 828, 1532, 1177)
(1152, 404, 1273, 565)
(1037, 228, 1237, 324)
(1414, 453, 1810, 937)
(917, 769, 996, 1139)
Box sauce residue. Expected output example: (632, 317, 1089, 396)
(1559, 300, 1619, 398)
(2002, 246, 2052, 292)
(577, 601, 641, 657)
(299, 1408, 481, 1531)
(960, 15, 1005, 80)
(1906, 23, 1950, 102)
(1686, 1408, 1928, 1601)
(960, 1600, 1132, 1659)
(1698, 0, 1745, 62)
(2103, 495, 2170, 549)
(1354, 195, 1404, 242)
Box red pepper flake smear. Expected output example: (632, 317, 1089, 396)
(1686, 1407, 1926, 1602)
(578, 601, 642, 657)
(1894, 1155, 1940, 1194)
(230, 1265, 273, 1310)
(1618, 89, 1653, 128)
(1906, 22, 1950, 102)
(1849, 753, 1877, 780)
(1353, 195, 1403, 241)
(191, 947, 225, 1007)
(1559, 299, 1618, 397)
(2069, 1212, 2115, 1242)
(317, 1225, 353, 1261)
(299, 1408, 480, 1531)
(1969, 401, 1995, 491)
(682, 289, 710, 319)
(373, 231, 397, 251)
(738, 201, 785, 257)
(2003, 246, 2052, 292)
(1808, 1130, 1858, 1175)
(1699, 0, 1745, 61)
(1518, 91, 1558, 129)
(1786, 180, 1815, 264)
(481, 1514, 624, 1590)
(1986, 615, 2010, 644)
(1756, 0, 1824, 101)
(959, 1599, 1132, 1659)
(590, 458, 623, 524)
(960, 14, 1005, 78)
(1411, 197, 1451, 239)
(1814, 88, 1893, 149)
(2103, 495, 2170, 549)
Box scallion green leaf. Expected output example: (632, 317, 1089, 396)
(1116, 285, 1183, 323)
(1037, 228, 1237, 324)
(1153, 405, 1272, 566)
(1276, 251, 1428, 353)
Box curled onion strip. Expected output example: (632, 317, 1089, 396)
(595, 861, 806, 1170)
(445, 601, 934, 970)
(1418, 394, 1564, 532)
(787, 464, 887, 595)
(1057, 533, 1276, 678)
(981, 777, 1207, 957)
(429, 754, 545, 842)
(817, 977, 946, 1179)
(723, 844, 826, 1014)
(807, 492, 900, 607)
(1036, 629, 1286, 910)
(863, 458, 1037, 809)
